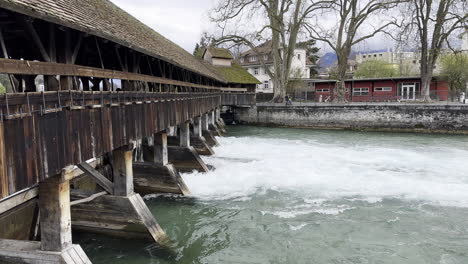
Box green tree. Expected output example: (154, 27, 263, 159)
(440, 53, 468, 94)
(297, 39, 321, 77)
(354, 60, 398, 79)
(0, 74, 12, 93)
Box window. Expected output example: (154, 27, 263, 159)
(374, 54, 377, 57)
(264, 81, 269, 90)
(375, 87, 392, 92)
(353, 88, 369, 96)
(250, 56, 257, 62)
(316, 89, 329, 92)
(363, 55, 366, 58)
(264, 55, 268, 61)
(254, 68, 259, 75)
(298, 53, 301, 60)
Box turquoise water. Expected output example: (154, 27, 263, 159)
(75, 126, 468, 263)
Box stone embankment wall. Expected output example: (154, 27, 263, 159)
(235, 104, 468, 134)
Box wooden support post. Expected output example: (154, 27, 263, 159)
(0, 123, 8, 199)
(167, 126, 177, 137)
(72, 145, 169, 245)
(59, 29, 73, 90)
(154, 132, 168, 165)
(112, 144, 134, 196)
(179, 122, 190, 147)
(81, 77, 90, 91)
(134, 132, 190, 195)
(202, 112, 220, 147)
(38, 167, 73, 252)
(202, 113, 209, 132)
(191, 116, 215, 156)
(193, 116, 202, 138)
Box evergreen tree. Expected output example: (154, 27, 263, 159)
(297, 39, 320, 78)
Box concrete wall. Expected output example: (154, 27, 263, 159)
(235, 104, 468, 134)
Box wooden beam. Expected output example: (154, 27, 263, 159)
(0, 58, 220, 90)
(95, 37, 104, 69)
(23, 20, 50, 62)
(71, 33, 83, 64)
(48, 24, 56, 62)
(0, 187, 37, 214)
(77, 162, 114, 194)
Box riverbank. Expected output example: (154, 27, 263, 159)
(234, 103, 468, 134)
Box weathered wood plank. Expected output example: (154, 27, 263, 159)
(38, 168, 73, 252)
(76, 163, 114, 195)
(0, 123, 8, 198)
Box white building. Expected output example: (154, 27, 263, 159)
(462, 30, 468, 52)
(238, 41, 313, 93)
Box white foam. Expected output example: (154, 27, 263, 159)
(182, 134, 468, 208)
(288, 223, 308, 231)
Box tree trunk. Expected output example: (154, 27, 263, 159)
(273, 79, 285, 102)
(333, 61, 348, 103)
(421, 70, 432, 102)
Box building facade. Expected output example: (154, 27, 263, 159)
(307, 77, 449, 102)
(238, 41, 313, 93)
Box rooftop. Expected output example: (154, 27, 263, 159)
(1, 0, 223, 82)
(204, 47, 234, 59)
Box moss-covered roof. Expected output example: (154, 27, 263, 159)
(206, 47, 234, 59)
(212, 63, 260, 84)
(0, 0, 223, 82)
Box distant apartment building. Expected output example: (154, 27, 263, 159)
(355, 49, 445, 76)
(238, 41, 313, 93)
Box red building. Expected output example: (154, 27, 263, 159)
(309, 77, 449, 102)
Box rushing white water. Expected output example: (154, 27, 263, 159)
(183, 130, 468, 208)
(78, 127, 468, 264)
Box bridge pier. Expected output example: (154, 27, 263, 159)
(203, 112, 220, 147)
(0, 168, 91, 264)
(168, 122, 209, 173)
(215, 108, 227, 132)
(71, 144, 169, 245)
(134, 132, 190, 195)
(190, 116, 215, 156)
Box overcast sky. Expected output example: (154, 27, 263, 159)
(110, 0, 216, 53)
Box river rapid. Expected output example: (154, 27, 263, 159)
(76, 126, 468, 264)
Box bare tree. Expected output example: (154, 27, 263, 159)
(305, 0, 403, 102)
(400, 0, 467, 101)
(211, 0, 332, 102)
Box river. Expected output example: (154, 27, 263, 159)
(75, 126, 468, 264)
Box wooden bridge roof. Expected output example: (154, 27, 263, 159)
(0, 0, 224, 82)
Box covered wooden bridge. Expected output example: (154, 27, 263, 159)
(0, 0, 255, 263)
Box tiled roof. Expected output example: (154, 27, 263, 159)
(212, 64, 260, 84)
(200, 60, 260, 85)
(205, 47, 233, 59)
(0, 0, 224, 82)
